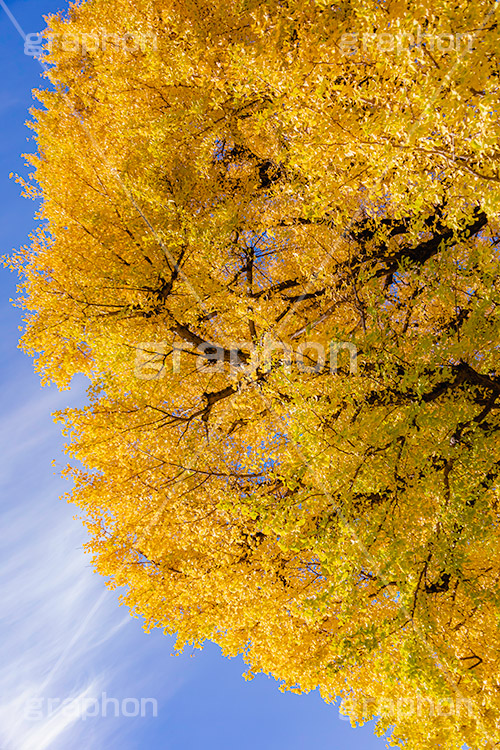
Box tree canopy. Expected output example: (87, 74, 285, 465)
(7, 0, 500, 747)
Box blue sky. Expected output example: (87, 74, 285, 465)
(0, 2, 389, 748)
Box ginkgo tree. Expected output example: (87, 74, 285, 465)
(7, 0, 500, 747)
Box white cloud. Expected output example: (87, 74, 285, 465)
(0, 380, 184, 749)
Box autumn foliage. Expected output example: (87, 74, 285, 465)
(7, 0, 500, 747)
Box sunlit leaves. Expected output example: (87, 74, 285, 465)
(6, 0, 500, 748)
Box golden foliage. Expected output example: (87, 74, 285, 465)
(7, 1, 500, 746)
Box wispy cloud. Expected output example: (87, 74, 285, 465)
(0, 381, 184, 749)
